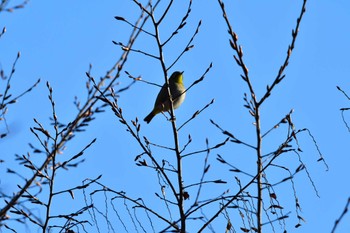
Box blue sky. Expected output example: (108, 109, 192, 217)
(1, 0, 350, 232)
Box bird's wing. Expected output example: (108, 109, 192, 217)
(154, 84, 169, 107)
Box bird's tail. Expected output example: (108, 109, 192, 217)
(144, 111, 155, 124)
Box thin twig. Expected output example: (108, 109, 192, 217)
(331, 197, 350, 233)
(258, 0, 307, 106)
(167, 20, 202, 71)
(177, 98, 214, 131)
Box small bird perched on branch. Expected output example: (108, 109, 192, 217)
(144, 71, 186, 124)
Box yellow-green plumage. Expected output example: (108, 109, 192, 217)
(144, 71, 186, 124)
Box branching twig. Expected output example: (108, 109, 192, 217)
(0, 2, 150, 220)
(212, 1, 309, 232)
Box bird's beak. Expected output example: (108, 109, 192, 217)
(181, 71, 184, 74)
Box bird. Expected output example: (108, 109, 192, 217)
(144, 71, 186, 124)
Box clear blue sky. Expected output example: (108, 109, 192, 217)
(1, 0, 350, 232)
